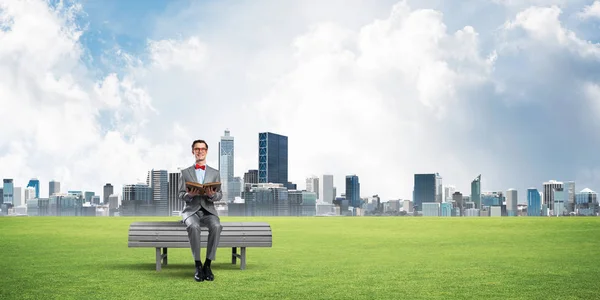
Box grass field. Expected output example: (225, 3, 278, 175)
(1, 216, 599, 299)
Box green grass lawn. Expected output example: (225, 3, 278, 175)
(1, 216, 599, 299)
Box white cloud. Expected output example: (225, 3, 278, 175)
(2, 0, 600, 203)
(148, 36, 208, 71)
(577, 1, 600, 19)
(0, 0, 192, 197)
(584, 82, 600, 118)
(502, 5, 600, 59)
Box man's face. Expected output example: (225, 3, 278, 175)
(192, 142, 208, 161)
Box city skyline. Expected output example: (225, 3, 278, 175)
(2, 0, 600, 201)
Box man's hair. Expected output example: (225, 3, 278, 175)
(191, 139, 208, 149)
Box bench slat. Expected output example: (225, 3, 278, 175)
(129, 241, 272, 248)
(129, 226, 269, 231)
(129, 236, 248, 243)
(128, 231, 254, 236)
(130, 222, 270, 227)
(130, 236, 271, 242)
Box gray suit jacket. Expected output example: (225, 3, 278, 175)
(178, 165, 222, 222)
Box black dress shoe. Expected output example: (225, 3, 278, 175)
(203, 265, 214, 281)
(194, 266, 205, 282)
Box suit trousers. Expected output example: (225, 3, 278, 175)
(183, 209, 223, 261)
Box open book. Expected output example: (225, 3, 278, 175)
(185, 181, 221, 195)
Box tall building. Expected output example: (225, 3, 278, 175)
(565, 181, 575, 213)
(168, 171, 183, 216)
(24, 187, 36, 204)
(444, 185, 456, 202)
(219, 129, 235, 203)
(84, 191, 95, 203)
(27, 178, 40, 199)
(403, 200, 413, 213)
(345, 175, 360, 208)
(320, 175, 334, 204)
(258, 132, 288, 185)
(121, 183, 153, 216)
(3, 179, 14, 205)
(506, 189, 518, 216)
(108, 194, 119, 216)
(543, 180, 563, 211)
(553, 187, 566, 216)
(575, 188, 598, 216)
(413, 174, 439, 211)
(288, 190, 317, 216)
(527, 188, 541, 216)
(305, 176, 319, 199)
(48, 194, 83, 216)
(147, 170, 169, 216)
(436, 174, 443, 203)
(13, 187, 22, 207)
(422, 202, 440, 216)
(244, 170, 258, 185)
(244, 183, 289, 216)
(482, 191, 504, 207)
(231, 177, 242, 199)
(452, 192, 463, 215)
(440, 202, 453, 216)
(471, 175, 481, 209)
(49, 180, 60, 197)
(103, 183, 114, 204)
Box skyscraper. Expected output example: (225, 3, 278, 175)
(527, 188, 541, 216)
(452, 191, 463, 216)
(219, 129, 235, 202)
(471, 175, 481, 209)
(24, 187, 36, 204)
(258, 132, 288, 185)
(168, 171, 183, 216)
(413, 174, 439, 211)
(13, 187, 22, 207)
(122, 183, 153, 216)
(436, 174, 443, 203)
(506, 188, 518, 216)
(553, 187, 566, 216)
(3, 179, 14, 205)
(49, 180, 60, 197)
(27, 178, 40, 199)
(543, 180, 563, 211)
(566, 181, 575, 213)
(103, 183, 114, 204)
(575, 188, 598, 216)
(84, 191, 95, 203)
(320, 175, 334, 204)
(147, 170, 168, 216)
(345, 175, 360, 208)
(305, 176, 319, 198)
(244, 170, 258, 185)
(444, 185, 456, 202)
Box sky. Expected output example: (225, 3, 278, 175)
(1, 0, 600, 203)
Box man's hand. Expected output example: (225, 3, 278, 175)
(205, 187, 217, 198)
(187, 187, 202, 197)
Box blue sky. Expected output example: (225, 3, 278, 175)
(2, 0, 600, 203)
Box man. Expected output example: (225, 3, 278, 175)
(178, 139, 223, 282)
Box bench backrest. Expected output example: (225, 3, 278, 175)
(128, 221, 272, 248)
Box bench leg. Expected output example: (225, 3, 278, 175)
(232, 247, 237, 264)
(155, 247, 162, 271)
(162, 248, 168, 266)
(240, 247, 246, 270)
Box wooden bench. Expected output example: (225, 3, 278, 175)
(128, 221, 272, 271)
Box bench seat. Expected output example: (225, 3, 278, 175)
(128, 221, 272, 271)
